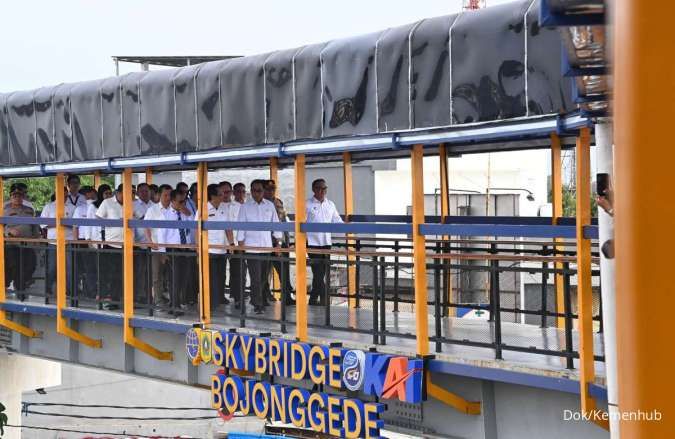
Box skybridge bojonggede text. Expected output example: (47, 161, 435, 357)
(186, 329, 424, 438)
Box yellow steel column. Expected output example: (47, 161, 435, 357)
(198, 163, 211, 323)
(122, 168, 172, 360)
(93, 171, 101, 189)
(56, 173, 101, 348)
(439, 144, 454, 317)
(270, 157, 281, 299)
(575, 128, 604, 427)
(294, 154, 308, 341)
(0, 178, 41, 337)
(411, 144, 430, 355)
(550, 133, 565, 328)
(615, 1, 675, 435)
(343, 152, 357, 308)
(145, 167, 153, 185)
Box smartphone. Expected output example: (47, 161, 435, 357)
(596, 173, 610, 197)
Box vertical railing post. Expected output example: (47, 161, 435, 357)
(540, 245, 549, 328)
(563, 261, 574, 370)
(123, 168, 171, 360)
(270, 157, 281, 300)
(122, 169, 135, 341)
(575, 127, 597, 418)
(343, 152, 357, 308)
(489, 243, 502, 360)
(411, 144, 430, 356)
(145, 167, 153, 185)
(294, 154, 308, 341)
(439, 144, 454, 317)
(379, 256, 386, 345)
(393, 240, 400, 312)
(551, 133, 566, 329)
(433, 247, 442, 353)
(372, 256, 379, 345)
(197, 162, 210, 324)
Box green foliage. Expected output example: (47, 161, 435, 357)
(560, 184, 598, 218)
(3, 175, 115, 212)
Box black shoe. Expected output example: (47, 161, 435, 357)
(223, 297, 231, 305)
(284, 298, 296, 306)
(267, 294, 278, 302)
(234, 302, 241, 310)
(308, 297, 318, 306)
(254, 306, 264, 315)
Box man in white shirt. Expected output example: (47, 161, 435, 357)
(72, 186, 98, 300)
(40, 187, 77, 299)
(144, 184, 172, 308)
(66, 174, 88, 211)
(228, 182, 246, 305)
(157, 189, 195, 315)
(203, 184, 236, 310)
(306, 178, 343, 306)
(237, 179, 281, 314)
(95, 184, 126, 309)
(133, 182, 153, 243)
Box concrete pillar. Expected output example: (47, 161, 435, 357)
(596, 121, 618, 436)
(0, 354, 61, 439)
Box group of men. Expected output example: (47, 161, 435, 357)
(8, 174, 343, 317)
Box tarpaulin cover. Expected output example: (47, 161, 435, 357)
(0, 0, 573, 166)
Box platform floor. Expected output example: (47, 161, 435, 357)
(5, 283, 606, 384)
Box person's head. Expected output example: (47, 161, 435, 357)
(170, 189, 186, 211)
(136, 182, 150, 203)
(9, 187, 24, 208)
(176, 182, 189, 195)
(13, 182, 28, 199)
(250, 180, 265, 203)
(95, 184, 112, 207)
(264, 179, 276, 201)
(312, 178, 328, 202)
(233, 183, 246, 203)
(158, 184, 172, 207)
(218, 181, 232, 202)
(115, 184, 135, 204)
(79, 185, 96, 200)
(207, 183, 222, 206)
(189, 182, 198, 200)
(67, 174, 81, 195)
(149, 184, 159, 203)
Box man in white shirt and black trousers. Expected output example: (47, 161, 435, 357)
(237, 179, 281, 314)
(203, 184, 235, 311)
(144, 184, 172, 309)
(306, 178, 343, 306)
(95, 184, 128, 310)
(158, 189, 195, 316)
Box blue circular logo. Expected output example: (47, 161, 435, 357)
(186, 328, 200, 361)
(342, 350, 365, 391)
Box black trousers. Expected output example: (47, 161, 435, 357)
(73, 243, 97, 300)
(209, 253, 225, 309)
(309, 245, 331, 303)
(46, 245, 73, 298)
(101, 245, 123, 303)
(229, 252, 246, 303)
(246, 253, 270, 307)
(263, 243, 293, 300)
(5, 245, 36, 291)
(168, 248, 196, 307)
(133, 248, 150, 303)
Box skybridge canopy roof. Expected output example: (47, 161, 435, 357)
(0, 0, 574, 169)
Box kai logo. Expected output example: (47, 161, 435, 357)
(342, 350, 365, 391)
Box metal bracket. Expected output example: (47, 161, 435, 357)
(125, 332, 173, 361)
(0, 314, 42, 338)
(425, 375, 481, 415)
(58, 319, 102, 348)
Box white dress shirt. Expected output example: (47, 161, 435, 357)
(133, 198, 154, 243)
(72, 200, 96, 240)
(144, 202, 170, 252)
(66, 193, 88, 210)
(200, 201, 237, 254)
(40, 200, 76, 243)
(305, 197, 343, 247)
(158, 207, 195, 246)
(96, 197, 124, 248)
(230, 201, 242, 243)
(236, 198, 281, 252)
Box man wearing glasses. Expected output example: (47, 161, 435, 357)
(236, 180, 281, 314)
(306, 178, 343, 306)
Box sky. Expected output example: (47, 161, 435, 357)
(0, 0, 514, 92)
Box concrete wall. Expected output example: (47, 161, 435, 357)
(0, 353, 61, 439)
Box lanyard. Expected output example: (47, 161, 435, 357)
(68, 195, 79, 206)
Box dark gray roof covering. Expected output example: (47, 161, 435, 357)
(0, 0, 573, 166)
